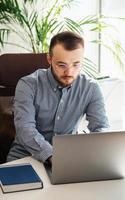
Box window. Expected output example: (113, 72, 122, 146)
(100, 0, 125, 78)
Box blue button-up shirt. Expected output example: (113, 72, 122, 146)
(7, 67, 109, 163)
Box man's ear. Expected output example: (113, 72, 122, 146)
(47, 53, 52, 65)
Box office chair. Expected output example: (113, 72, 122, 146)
(0, 53, 49, 163)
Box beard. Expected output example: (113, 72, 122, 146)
(51, 67, 74, 87)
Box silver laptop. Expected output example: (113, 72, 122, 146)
(45, 131, 125, 184)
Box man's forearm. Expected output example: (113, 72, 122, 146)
(15, 126, 53, 162)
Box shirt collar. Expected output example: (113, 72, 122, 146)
(47, 67, 59, 92)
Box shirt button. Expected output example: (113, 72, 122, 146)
(57, 116, 60, 120)
(54, 88, 56, 92)
(60, 99, 63, 103)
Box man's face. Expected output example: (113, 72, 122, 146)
(47, 44, 84, 87)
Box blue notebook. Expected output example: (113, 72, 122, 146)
(0, 163, 43, 193)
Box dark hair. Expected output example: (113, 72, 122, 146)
(49, 31, 84, 55)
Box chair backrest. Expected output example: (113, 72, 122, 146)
(0, 53, 49, 96)
(0, 53, 49, 163)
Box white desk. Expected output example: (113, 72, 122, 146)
(1, 156, 125, 200)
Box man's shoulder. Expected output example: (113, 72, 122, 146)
(22, 68, 48, 81)
(16, 68, 48, 90)
(22, 69, 47, 79)
(74, 73, 101, 95)
(78, 73, 98, 86)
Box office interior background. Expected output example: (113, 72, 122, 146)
(1, 0, 125, 131)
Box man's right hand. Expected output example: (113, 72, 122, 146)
(48, 156, 52, 164)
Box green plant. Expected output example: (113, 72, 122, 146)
(91, 15, 125, 75)
(0, 0, 125, 78)
(0, 0, 101, 78)
(0, 0, 83, 51)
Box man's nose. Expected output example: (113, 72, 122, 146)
(64, 66, 74, 75)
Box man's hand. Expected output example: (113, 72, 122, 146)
(45, 156, 52, 166)
(48, 156, 52, 164)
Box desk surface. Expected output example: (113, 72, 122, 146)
(1, 157, 125, 200)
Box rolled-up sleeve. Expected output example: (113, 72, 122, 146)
(14, 78, 53, 163)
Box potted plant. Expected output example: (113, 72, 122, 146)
(0, 0, 125, 79)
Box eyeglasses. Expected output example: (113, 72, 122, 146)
(53, 61, 82, 70)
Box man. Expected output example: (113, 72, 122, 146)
(7, 31, 109, 163)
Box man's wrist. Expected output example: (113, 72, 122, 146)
(45, 156, 52, 166)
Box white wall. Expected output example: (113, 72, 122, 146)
(100, 78, 125, 131)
